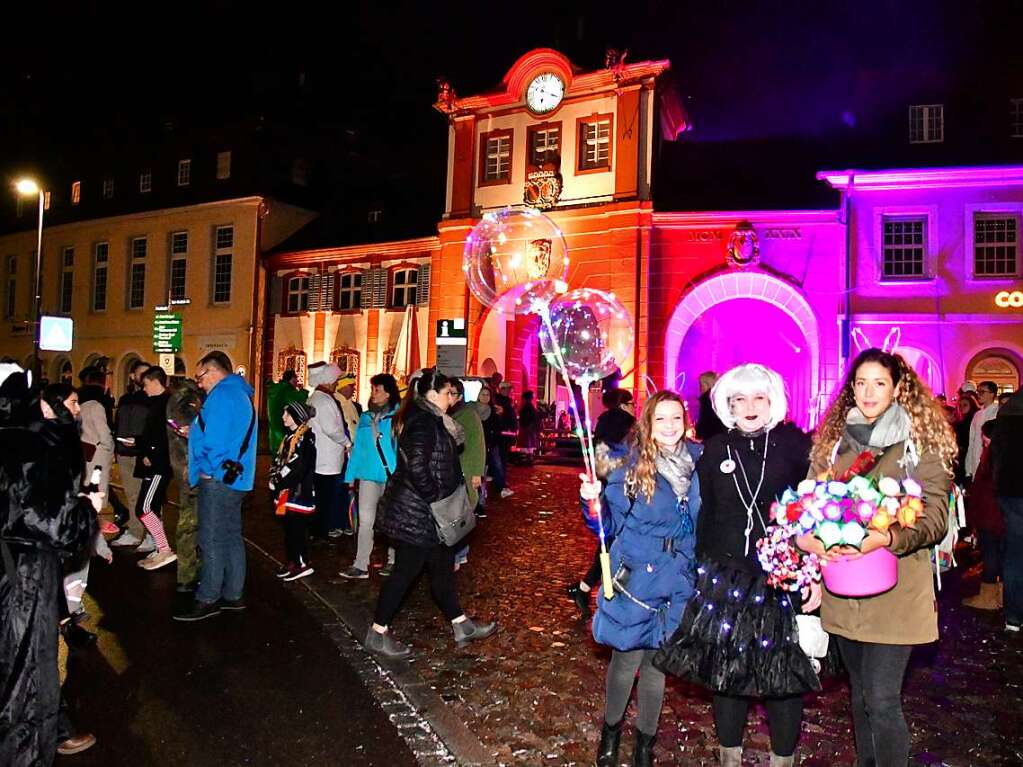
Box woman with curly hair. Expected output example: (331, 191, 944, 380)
(798, 348, 954, 767)
(580, 390, 702, 767)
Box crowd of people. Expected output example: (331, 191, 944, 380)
(2, 344, 1020, 767)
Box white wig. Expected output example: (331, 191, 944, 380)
(710, 363, 788, 430)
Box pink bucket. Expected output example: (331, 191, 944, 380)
(822, 548, 899, 597)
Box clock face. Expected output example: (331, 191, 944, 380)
(526, 73, 565, 114)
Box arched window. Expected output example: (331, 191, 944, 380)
(330, 347, 360, 399)
(277, 347, 308, 387)
(967, 351, 1020, 393)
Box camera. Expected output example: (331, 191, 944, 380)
(221, 459, 244, 486)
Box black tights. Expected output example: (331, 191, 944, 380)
(374, 542, 463, 626)
(713, 692, 803, 756)
(283, 512, 310, 566)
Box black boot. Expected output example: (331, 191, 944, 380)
(596, 719, 623, 767)
(567, 583, 592, 617)
(633, 730, 655, 767)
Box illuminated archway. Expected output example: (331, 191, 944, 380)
(664, 271, 821, 426)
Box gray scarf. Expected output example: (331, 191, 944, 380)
(469, 400, 492, 422)
(416, 396, 465, 445)
(844, 403, 919, 469)
(654, 442, 695, 500)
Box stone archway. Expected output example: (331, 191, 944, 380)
(664, 271, 822, 427)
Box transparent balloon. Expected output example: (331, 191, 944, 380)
(463, 208, 569, 315)
(539, 288, 634, 382)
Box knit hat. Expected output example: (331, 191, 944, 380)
(285, 401, 313, 425)
(307, 361, 342, 388)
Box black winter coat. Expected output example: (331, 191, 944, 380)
(114, 389, 149, 457)
(695, 422, 811, 574)
(1, 401, 97, 767)
(992, 390, 1023, 497)
(269, 426, 317, 513)
(134, 391, 171, 478)
(377, 401, 462, 547)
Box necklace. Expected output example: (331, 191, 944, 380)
(726, 429, 771, 556)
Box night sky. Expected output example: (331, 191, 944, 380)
(2, 1, 1019, 212)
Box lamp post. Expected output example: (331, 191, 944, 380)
(15, 179, 44, 383)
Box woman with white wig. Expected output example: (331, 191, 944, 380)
(654, 364, 819, 767)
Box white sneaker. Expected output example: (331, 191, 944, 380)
(111, 531, 141, 548)
(139, 550, 177, 571)
(135, 534, 157, 555)
(500, 488, 514, 498)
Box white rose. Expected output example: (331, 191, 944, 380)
(878, 477, 901, 497)
(797, 479, 817, 496)
(827, 481, 849, 497)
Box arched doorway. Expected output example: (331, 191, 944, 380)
(118, 353, 143, 397)
(51, 355, 73, 385)
(966, 349, 1021, 393)
(664, 271, 821, 428)
(895, 346, 944, 395)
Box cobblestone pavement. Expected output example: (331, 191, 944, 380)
(244, 458, 1023, 766)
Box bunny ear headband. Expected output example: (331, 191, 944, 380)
(851, 326, 901, 355)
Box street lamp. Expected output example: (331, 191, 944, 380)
(15, 178, 44, 383)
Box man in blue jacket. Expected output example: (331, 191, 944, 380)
(174, 351, 257, 622)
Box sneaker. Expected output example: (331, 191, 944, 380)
(378, 564, 394, 577)
(276, 563, 294, 579)
(327, 529, 344, 539)
(342, 528, 355, 536)
(135, 534, 157, 555)
(334, 566, 369, 581)
(139, 550, 177, 571)
(283, 563, 314, 582)
(57, 733, 97, 755)
(500, 488, 514, 499)
(110, 531, 141, 548)
(1006, 622, 1021, 633)
(173, 600, 222, 622)
(99, 520, 120, 535)
(219, 598, 247, 612)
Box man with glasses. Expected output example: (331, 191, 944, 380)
(966, 380, 1000, 481)
(174, 352, 257, 622)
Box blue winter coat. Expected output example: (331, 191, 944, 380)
(344, 406, 398, 484)
(592, 442, 703, 651)
(188, 374, 257, 490)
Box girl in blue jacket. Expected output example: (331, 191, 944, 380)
(336, 374, 400, 580)
(580, 390, 702, 767)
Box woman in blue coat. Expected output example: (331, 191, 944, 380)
(337, 374, 400, 580)
(580, 390, 702, 767)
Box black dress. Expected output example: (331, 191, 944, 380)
(653, 422, 822, 697)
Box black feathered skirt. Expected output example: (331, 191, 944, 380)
(653, 558, 822, 697)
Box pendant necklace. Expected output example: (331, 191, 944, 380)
(727, 429, 771, 556)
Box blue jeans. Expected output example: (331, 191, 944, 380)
(196, 479, 247, 604)
(486, 446, 506, 493)
(1001, 496, 1023, 625)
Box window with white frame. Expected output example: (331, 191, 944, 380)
(177, 159, 192, 186)
(530, 126, 560, 167)
(71, 181, 81, 205)
(337, 271, 362, 310)
(93, 242, 108, 311)
(212, 225, 233, 303)
(170, 231, 188, 301)
(102, 178, 114, 199)
(128, 237, 146, 308)
(579, 118, 611, 170)
(1011, 99, 1023, 139)
(286, 274, 310, 313)
(5, 256, 16, 319)
(973, 214, 1020, 278)
(483, 134, 511, 182)
(881, 217, 928, 279)
(908, 104, 943, 143)
(390, 267, 418, 307)
(216, 151, 232, 180)
(139, 170, 152, 193)
(59, 247, 74, 313)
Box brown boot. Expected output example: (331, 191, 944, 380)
(963, 581, 1001, 610)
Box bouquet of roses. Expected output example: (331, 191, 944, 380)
(757, 451, 923, 591)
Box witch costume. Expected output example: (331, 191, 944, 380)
(0, 371, 97, 767)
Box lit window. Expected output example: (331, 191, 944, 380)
(212, 226, 233, 303)
(974, 214, 1020, 278)
(530, 126, 560, 167)
(908, 105, 943, 144)
(330, 347, 360, 399)
(277, 347, 307, 386)
(60, 247, 74, 313)
(129, 237, 146, 309)
(216, 151, 232, 180)
(390, 268, 418, 308)
(177, 159, 191, 186)
(481, 131, 512, 183)
(139, 170, 152, 193)
(43, 192, 51, 211)
(170, 232, 188, 301)
(579, 118, 611, 170)
(71, 181, 81, 205)
(337, 271, 363, 311)
(92, 243, 108, 311)
(881, 217, 927, 279)
(1011, 99, 1023, 139)
(102, 178, 114, 199)
(286, 275, 310, 313)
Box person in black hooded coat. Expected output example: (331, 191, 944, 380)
(0, 371, 100, 766)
